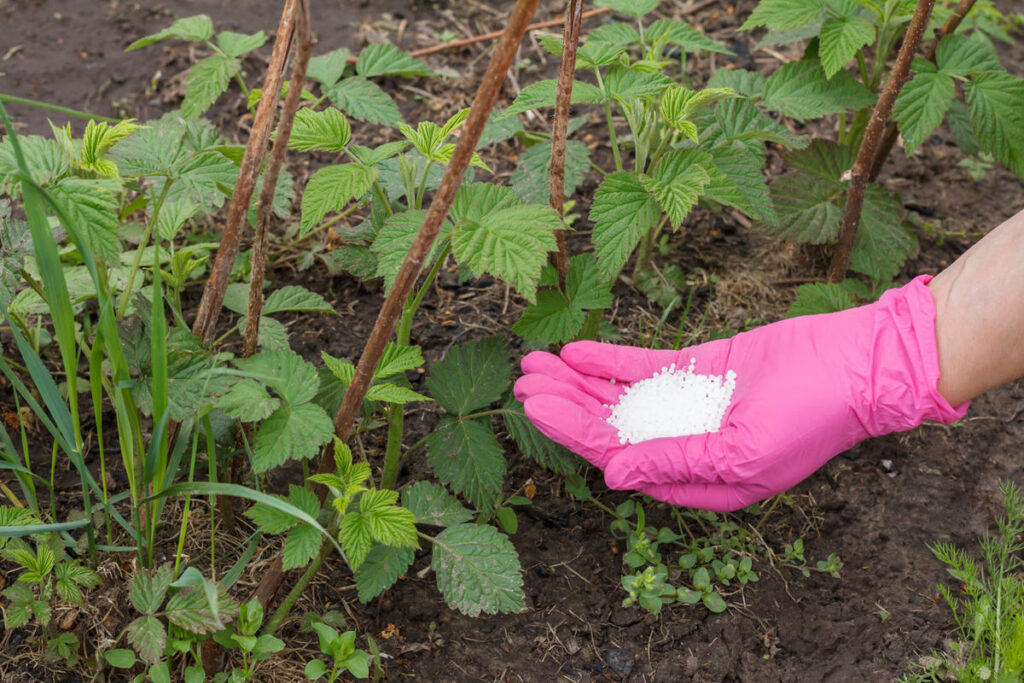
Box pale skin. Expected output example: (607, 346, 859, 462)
(929, 207, 1024, 406)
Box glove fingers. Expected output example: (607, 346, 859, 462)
(522, 394, 624, 470)
(513, 374, 610, 418)
(635, 482, 769, 513)
(561, 339, 730, 383)
(603, 431, 732, 490)
(520, 350, 623, 405)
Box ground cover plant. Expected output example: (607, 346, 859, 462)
(0, 0, 1023, 679)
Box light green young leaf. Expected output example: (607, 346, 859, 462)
(307, 49, 353, 88)
(339, 512, 374, 570)
(602, 66, 672, 100)
(589, 171, 660, 282)
(646, 19, 732, 54)
(355, 545, 415, 603)
(218, 378, 280, 423)
(587, 22, 642, 46)
(252, 403, 334, 472)
(289, 108, 351, 153)
(595, 0, 660, 18)
(364, 383, 431, 404)
(965, 72, 1024, 178)
(79, 118, 144, 175)
(431, 523, 525, 616)
(501, 394, 578, 475)
(740, 0, 826, 31)
(262, 285, 334, 315)
(710, 97, 808, 151)
(450, 183, 520, 226)
(502, 79, 606, 117)
(300, 163, 377, 235)
(321, 352, 355, 385)
(512, 289, 585, 345)
(216, 30, 267, 58)
(786, 281, 858, 317)
(642, 151, 711, 227)
(401, 481, 474, 527)
(325, 77, 403, 126)
(356, 43, 434, 78)
(245, 497, 298, 534)
(425, 336, 511, 415)
(283, 524, 323, 570)
(451, 203, 560, 302)
(893, 62, 954, 155)
(510, 139, 590, 204)
(234, 315, 290, 352)
(349, 140, 410, 167)
(427, 416, 505, 512)
(0, 135, 68, 186)
(182, 55, 240, 119)
(762, 60, 876, 120)
(155, 198, 198, 240)
(577, 41, 629, 69)
(374, 343, 424, 379)
(818, 14, 875, 79)
(707, 68, 767, 97)
(440, 108, 471, 138)
(849, 184, 916, 282)
(126, 14, 215, 51)
(360, 489, 418, 548)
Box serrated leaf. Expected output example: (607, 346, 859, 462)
(762, 60, 876, 120)
(646, 19, 732, 54)
(603, 66, 673, 101)
(365, 383, 431, 404)
(182, 55, 240, 119)
(360, 489, 418, 547)
(589, 171, 660, 282)
(216, 30, 267, 58)
(578, 40, 628, 69)
(566, 253, 613, 310)
(325, 77, 403, 126)
(427, 416, 505, 512)
(741, 0, 826, 30)
(849, 184, 916, 281)
(79, 118, 143, 175)
(339, 512, 374, 570)
(0, 135, 68, 186)
(236, 350, 319, 405)
(426, 336, 511, 415)
(126, 14, 214, 51)
(431, 523, 524, 616)
(252, 403, 334, 472)
(450, 183, 520, 225)
(786, 282, 857, 317)
(355, 545, 415, 603)
(935, 33, 1003, 77)
(706, 68, 767, 97)
(166, 585, 235, 634)
(375, 343, 423, 379)
(307, 48, 353, 88)
(451, 203, 560, 302)
(756, 20, 825, 49)
(595, 0, 660, 18)
(321, 244, 378, 280)
(49, 178, 121, 263)
(217, 378, 276, 421)
(511, 139, 590, 204)
(321, 352, 355, 385)
(787, 138, 855, 180)
(965, 72, 1024, 177)
(642, 152, 711, 227)
(501, 394, 578, 474)
(763, 171, 843, 243)
(356, 43, 433, 77)
(129, 565, 173, 615)
(126, 615, 167, 664)
(245, 497, 298, 534)
(235, 315, 290, 351)
(401, 482, 474, 527)
(512, 289, 585, 344)
(370, 209, 451, 291)
(947, 98, 979, 155)
(263, 285, 334, 315)
(477, 108, 526, 148)
(503, 79, 606, 117)
(705, 98, 808, 155)
(283, 524, 323, 570)
(155, 198, 197, 240)
(288, 484, 320, 518)
(587, 22, 642, 46)
(893, 63, 954, 155)
(289, 108, 351, 153)
(818, 14, 875, 79)
(300, 163, 377, 235)
(704, 143, 775, 222)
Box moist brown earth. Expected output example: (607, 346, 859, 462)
(1, 0, 1023, 681)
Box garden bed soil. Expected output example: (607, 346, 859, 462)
(1, 0, 1023, 681)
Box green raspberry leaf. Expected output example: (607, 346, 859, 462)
(401, 481, 474, 527)
(356, 43, 434, 78)
(262, 285, 334, 316)
(503, 79, 606, 117)
(126, 15, 215, 51)
(289, 108, 351, 153)
(299, 163, 377, 236)
(762, 60, 876, 120)
(849, 185, 916, 282)
(589, 171, 660, 282)
(216, 30, 267, 58)
(818, 14, 875, 79)
(893, 62, 954, 155)
(427, 417, 505, 512)
(965, 72, 1024, 178)
(182, 55, 240, 119)
(126, 615, 167, 664)
(512, 289, 585, 345)
(325, 77, 403, 126)
(426, 336, 511, 415)
(511, 139, 590, 204)
(283, 524, 323, 571)
(740, 0, 825, 31)
(431, 523, 525, 616)
(252, 403, 334, 473)
(786, 281, 858, 318)
(306, 48, 352, 88)
(355, 545, 415, 603)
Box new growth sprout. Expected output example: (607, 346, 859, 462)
(606, 359, 737, 444)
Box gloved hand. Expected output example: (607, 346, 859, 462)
(514, 275, 968, 512)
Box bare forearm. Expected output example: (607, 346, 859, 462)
(929, 208, 1024, 406)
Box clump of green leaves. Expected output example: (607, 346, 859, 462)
(303, 619, 372, 681)
(902, 481, 1024, 682)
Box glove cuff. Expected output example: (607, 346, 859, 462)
(865, 275, 969, 436)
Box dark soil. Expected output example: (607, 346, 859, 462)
(1, 0, 1023, 681)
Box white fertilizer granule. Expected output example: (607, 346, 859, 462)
(605, 359, 736, 445)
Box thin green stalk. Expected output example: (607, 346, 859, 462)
(855, 49, 870, 87)
(0, 93, 119, 122)
(595, 69, 623, 172)
(283, 202, 363, 250)
(414, 160, 436, 210)
(372, 181, 394, 218)
(671, 284, 696, 350)
(89, 334, 113, 545)
(117, 182, 173, 318)
(173, 429, 202, 579)
(204, 41, 251, 101)
(262, 536, 329, 636)
(633, 214, 670, 280)
(203, 415, 217, 571)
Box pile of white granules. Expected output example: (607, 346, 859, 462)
(605, 359, 737, 445)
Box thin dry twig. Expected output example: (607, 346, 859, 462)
(548, 0, 583, 288)
(827, 0, 936, 282)
(867, 0, 978, 182)
(191, 0, 298, 345)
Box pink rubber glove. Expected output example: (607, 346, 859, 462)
(514, 275, 968, 512)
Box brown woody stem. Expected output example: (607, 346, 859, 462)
(191, 0, 297, 345)
(827, 0, 936, 283)
(867, 0, 977, 182)
(243, 2, 312, 358)
(548, 0, 583, 289)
